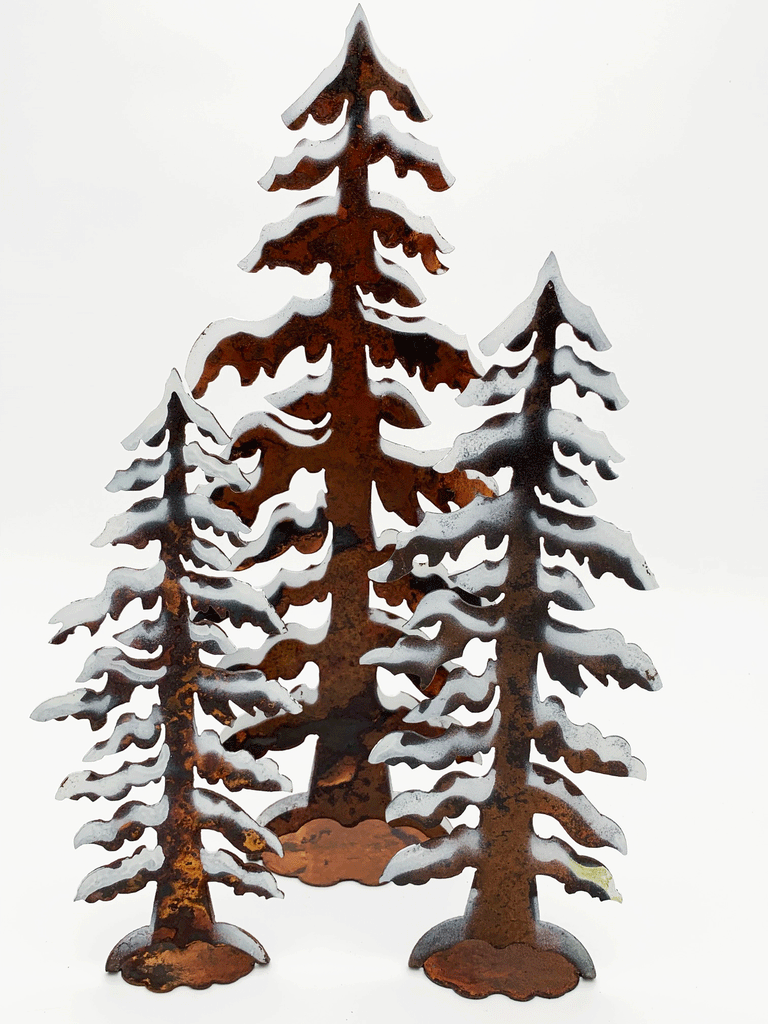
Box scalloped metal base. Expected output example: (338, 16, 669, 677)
(422, 939, 582, 1000)
(261, 817, 428, 886)
(409, 913, 595, 1001)
(105, 922, 268, 992)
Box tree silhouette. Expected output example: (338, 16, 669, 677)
(32, 371, 300, 992)
(184, 5, 485, 884)
(368, 255, 660, 1000)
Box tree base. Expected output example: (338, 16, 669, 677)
(422, 939, 581, 1001)
(262, 817, 427, 886)
(106, 922, 268, 992)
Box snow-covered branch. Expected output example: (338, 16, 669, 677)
(547, 409, 623, 481)
(184, 493, 249, 541)
(369, 376, 430, 429)
(481, 253, 611, 357)
(528, 763, 627, 853)
(122, 368, 229, 451)
(440, 411, 526, 477)
(403, 663, 497, 722)
(231, 488, 328, 570)
(457, 359, 537, 408)
(368, 115, 453, 190)
(49, 563, 166, 643)
(93, 498, 169, 549)
(537, 564, 595, 612)
(183, 441, 249, 490)
(541, 620, 660, 693)
(386, 769, 496, 830)
(114, 617, 166, 652)
(229, 407, 331, 453)
(553, 346, 627, 411)
(267, 359, 332, 411)
(75, 845, 164, 903)
(533, 696, 646, 778)
(260, 125, 349, 192)
(197, 668, 302, 721)
(184, 294, 332, 396)
(531, 834, 622, 901)
(74, 796, 169, 851)
(375, 491, 513, 583)
(31, 649, 164, 730)
(543, 461, 597, 508)
(182, 576, 285, 633)
(57, 746, 170, 802)
(370, 711, 500, 769)
(195, 730, 291, 792)
(201, 849, 284, 899)
(185, 537, 232, 573)
(370, 191, 452, 274)
(83, 706, 163, 762)
(31, 686, 124, 731)
(380, 825, 483, 885)
(106, 453, 171, 493)
(217, 616, 330, 675)
(363, 592, 502, 684)
(281, 7, 430, 131)
(193, 789, 282, 857)
(239, 194, 340, 275)
(77, 647, 166, 688)
(533, 506, 657, 591)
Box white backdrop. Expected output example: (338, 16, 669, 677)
(2, 1, 765, 1021)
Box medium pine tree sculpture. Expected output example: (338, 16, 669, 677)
(184, 6, 486, 884)
(368, 255, 660, 1000)
(32, 371, 301, 992)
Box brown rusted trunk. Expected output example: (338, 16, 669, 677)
(465, 515, 540, 947)
(464, 307, 559, 946)
(267, 286, 397, 832)
(151, 667, 213, 947)
(151, 404, 215, 946)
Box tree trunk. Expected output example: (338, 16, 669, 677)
(465, 517, 540, 947)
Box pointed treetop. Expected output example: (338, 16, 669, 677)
(282, 5, 431, 131)
(481, 253, 612, 357)
(122, 369, 230, 451)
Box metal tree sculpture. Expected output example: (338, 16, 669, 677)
(369, 255, 660, 1000)
(32, 371, 300, 992)
(185, 6, 484, 885)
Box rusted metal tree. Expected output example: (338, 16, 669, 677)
(369, 255, 660, 999)
(185, 6, 483, 885)
(32, 370, 300, 992)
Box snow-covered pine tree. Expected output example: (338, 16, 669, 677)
(183, 6, 486, 885)
(368, 255, 661, 1000)
(32, 370, 302, 992)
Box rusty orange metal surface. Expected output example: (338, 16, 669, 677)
(188, 7, 487, 885)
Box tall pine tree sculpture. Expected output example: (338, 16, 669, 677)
(32, 370, 301, 992)
(368, 255, 660, 1000)
(185, 5, 484, 884)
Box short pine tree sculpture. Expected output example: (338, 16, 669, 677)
(184, 6, 485, 884)
(32, 370, 301, 992)
(368, 255, 660, 1000)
